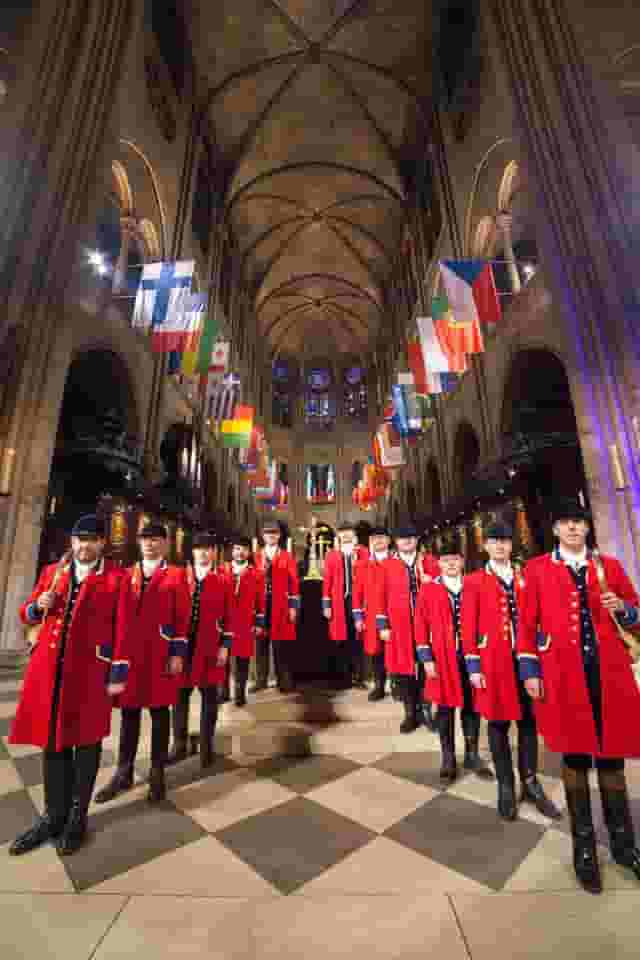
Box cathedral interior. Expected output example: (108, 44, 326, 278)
(1, 1, 640, 957)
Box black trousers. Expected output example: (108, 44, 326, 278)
(487, 667, 538, 784)
(345, 597, 365, 683)
(118, 706, 170, 769)
(255, 632, 292, 689)
(235, 656, 250, 697)
(438, 654, 480, 738)
(176, 685, 219, 733)
(369, 651, 387, 690)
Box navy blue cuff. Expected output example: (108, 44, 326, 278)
(221, 632, 233, 649)
(255, 613, 266, 628)
(109, 661, 129, 684)
(617, 604, 640, 628)
(464, 655, 482, 675)
(376, 614, 389, 630)
(416, 645, 433, 664)
(322, 598, 332, 611)
(288, 595, 301, 610)
(26, 602, 43, 624)
(518, 654, 542, 681)
(168, 638, 188, 657)
(353, 608, 365, 625)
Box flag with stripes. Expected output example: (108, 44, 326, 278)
(132, 261, 194, 343)
(204, 373, 240, 425)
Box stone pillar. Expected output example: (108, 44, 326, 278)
(0, 0, 136, 662)
(112, 215, 139, 294)
(489, 0, 640, 580)
(495, 211, 522, 294)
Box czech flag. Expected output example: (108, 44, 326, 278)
(439, 260, 502, 335)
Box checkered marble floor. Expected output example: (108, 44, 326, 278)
(1, 671, 640, 959)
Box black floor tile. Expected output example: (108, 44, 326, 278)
(63, 797, 207, 891)
(252, 755, 360, 794)
(216, 795, 375, 894)
(374, 752, 471, 791)
(386, 792, 545, 891)
(0, 789, 39, 845)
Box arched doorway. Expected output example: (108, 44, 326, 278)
(425, 459, 442, 512)
(501, 348, 585, 553)
(452, 422, 480, 497)
(41, 349, 141, 564)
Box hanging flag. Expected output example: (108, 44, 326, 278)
(439, 259, 501, 335)
(220, 404, 253, 449)
(425, 370, 459, 395)
(407, 336, 428, 394)
(177, 294, 208, 374)
(132, 260, 194, 341)
(156, 289, 205, 354)
(208, 340, 230, 375)
(194, 307, 222, 374)
(204, 372, 240, 425)
(376, 423, 405, 468)
(393, 378, 422, 437)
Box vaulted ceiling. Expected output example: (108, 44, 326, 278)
(191, 0, 438, 360)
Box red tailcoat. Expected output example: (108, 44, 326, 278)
(460, 567, 526, 722)
(415, 579, 465, 707)
(517, 552, 640, 757)
(254, 548, 300, 641)
(10, 559, 122, 750)
(353, 555, 389, 655)
(181, 567, 232, 688)
(322, 546, 369, 643)
(219, 565, 265, 659)
(111, 563, 192, 708)
(420, 552, 440, 581)
(376, 557, 420, 676)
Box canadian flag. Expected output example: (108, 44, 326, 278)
(209, 340, 230, 374)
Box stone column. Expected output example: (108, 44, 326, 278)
(0, 0, 136, 662)
(495, 211, 522, 294)
(489, 0, 640, 581)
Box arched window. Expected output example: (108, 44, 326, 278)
(343, 366, 368, 420)
(304, 366, 336, 430)
(272, 358, 296, 428)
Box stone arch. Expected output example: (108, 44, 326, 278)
(500, 348, 576, 441)
(463, 138, 515, 254)
(472, 215, 496, 257)
(111, 160, 133, 214)
(138, 217, 161, 260)
(452, 421, 480, 497)
(497, 160, 520, 212)
(118, 138, 168, 257)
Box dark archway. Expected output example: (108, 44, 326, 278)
(424, 459, 442, 512)
(452, 422, 480, 498)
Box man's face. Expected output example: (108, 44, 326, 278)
(232, 544, 250, 563)
(439, 554, 464, 578)
(485, 538, 513, 564)
(139, 536, 166, 561)
(193, 546, 214, 567)
(71, 536, 104, 565)
(553, 518, 589, 551)
(338, 529, 355, 547)
(396, 537, 418, 555)
(263, 531, 280, 547)
(370, 534, 390, 554)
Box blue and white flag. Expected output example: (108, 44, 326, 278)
(132, 261, 194, 346)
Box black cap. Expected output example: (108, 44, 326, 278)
(192, 532, 216, 549)
(71, 514, 105, 538)
(369, 526, 390, 538)
(139, 522, 168, 539)
(551, 498, 590, 525)
(436, 533, 465, 557)
(261, 521, 281, 534)
(337, 521, 356, 533)
(484, 521, 514, 541)
(394, 523, 418, 539)
(231, 533, 252, 549)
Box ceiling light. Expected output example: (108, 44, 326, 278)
(522, 262, 536, 280)
(88, 250, 104, 268)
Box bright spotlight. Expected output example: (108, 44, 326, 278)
(88, 250, 104, 268)
(522, 262, 536, 280)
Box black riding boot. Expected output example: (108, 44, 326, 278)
(167, 688, 191, 765)
(598, 767, 640, 881)
(368, 654, 387, 701)
(488, 722, 517, 820)
(57, 743, 102, 856)
(399, 677, 419, 733)
(421, 700, 437, 732)
(10, 748, 73, 855)
(94, 708, 140, 803)
(235, 657, 250, 707)
(438, 709, 457, 782)
(147, 707, 170, 803)
(518, 724, 562, 819)
(563, 764, 602, 893)
(462, 712, 494, 780)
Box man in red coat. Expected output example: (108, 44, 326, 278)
(518, 499, 640, 893)
(251, 521, 300, 693)
(219, 534, 265, 707)
(415, 533, 493, 781)
(95, 522, 191, 805)
(168, 532, 231, 769)
(353, 526, 392, 701)
(377, 523, 428, 733)
(9, 515, 121, 857)
(461, 521, 560, 822)
(322, 521, 369, 689)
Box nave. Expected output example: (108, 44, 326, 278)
(1, 671, 639, 959)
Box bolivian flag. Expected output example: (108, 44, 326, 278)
(220, 405, 253, 448)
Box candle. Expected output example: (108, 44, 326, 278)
(608, 443, 626, 490)
(251, 537, 258, 555)
(0, 447, 16, 495)
(286, 537, 292, 553)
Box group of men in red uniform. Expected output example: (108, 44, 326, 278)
(8, 516, 299, 858)
(8, 500, 640, 894)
